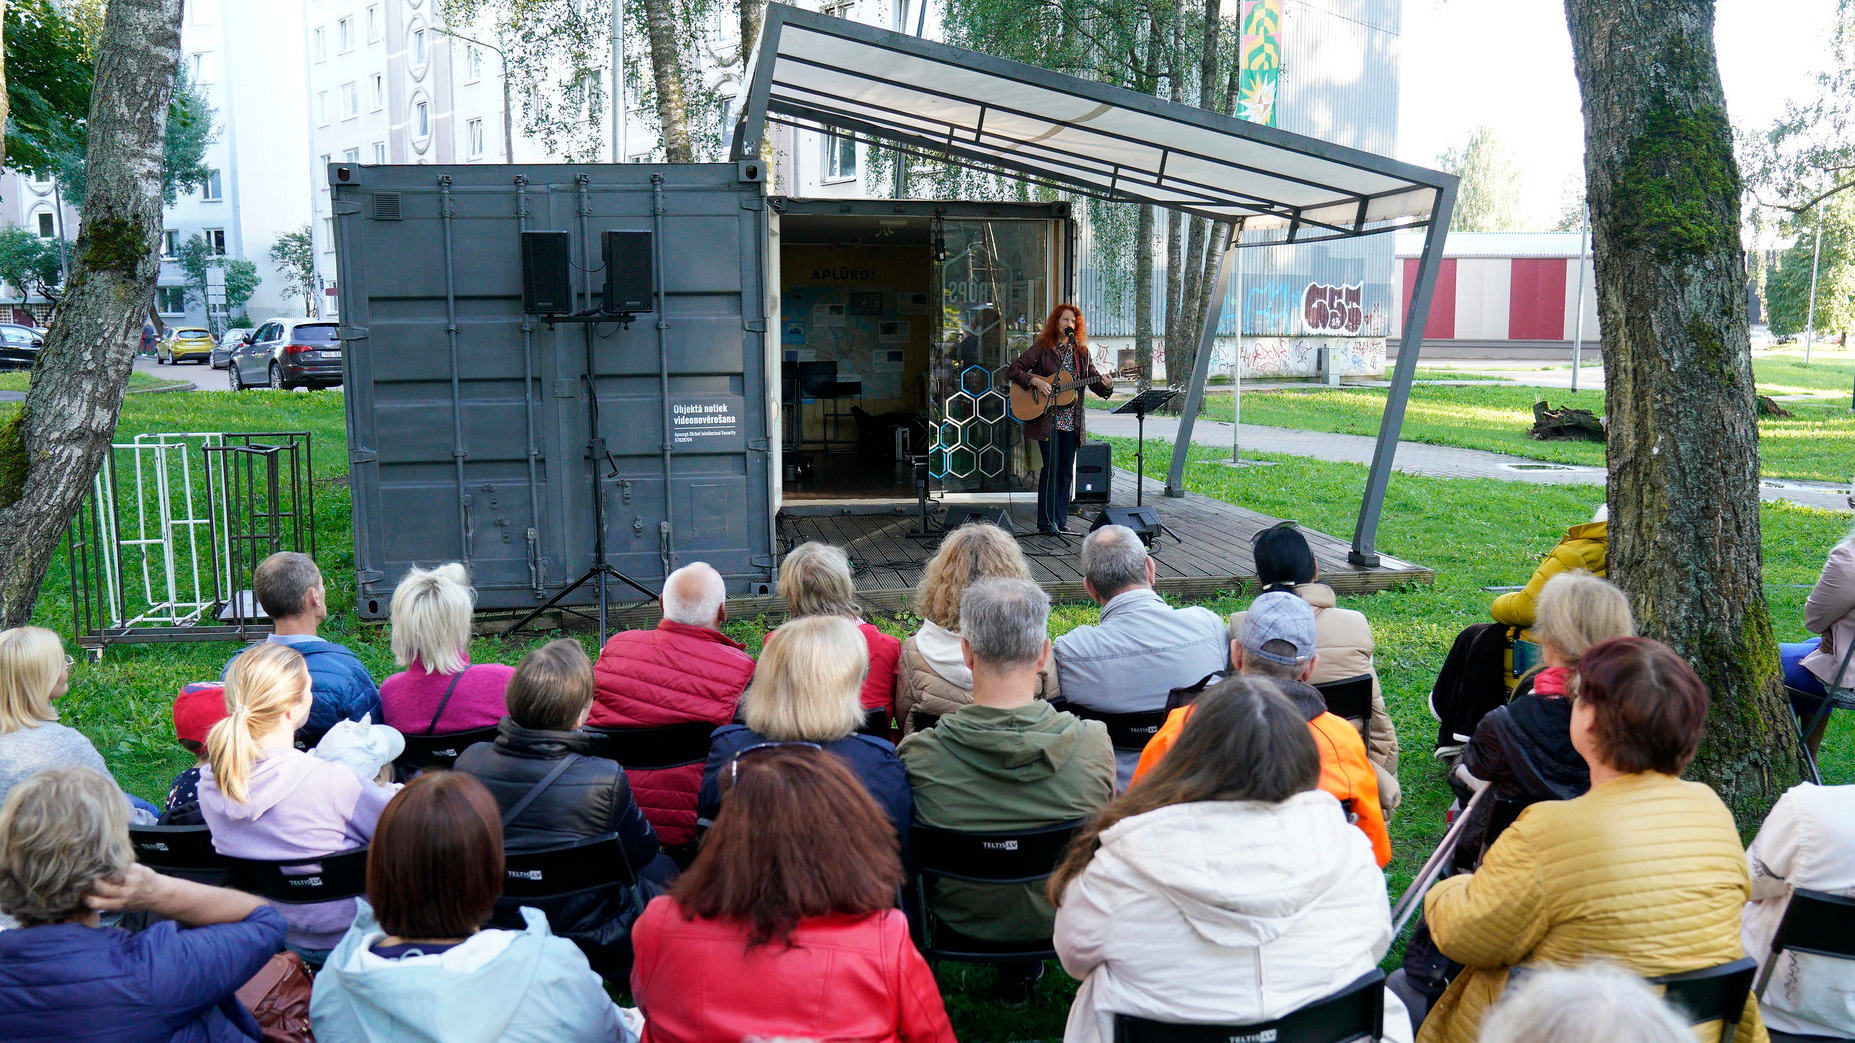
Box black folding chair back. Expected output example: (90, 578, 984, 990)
(1314, 674, 1374, 725)
(130, 824, 229, 886)
(501, 833, 640, 902)
(1057, 701, 1170, 753)
(1649, 957, 1758, 1043)
(908, 711, 942, 732)
(1754, 888, 1855, 999)
(225, 846, 370, 904)
(911, 820, 1082, 965)
(583, 722, 717, 770)
(1113, 969, 1386, 1043)
(1484, 796, 1541, 848)
(860, 708, 891, 738)
(396, 726, 500, 772)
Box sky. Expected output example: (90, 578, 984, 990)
(1397, 0, 1841, 229)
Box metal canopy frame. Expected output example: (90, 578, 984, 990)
(734, 3, 1458, 566)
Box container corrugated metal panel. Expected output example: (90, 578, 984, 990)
(334, 164, 774, 619)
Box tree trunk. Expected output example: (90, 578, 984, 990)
(640, 0, 693, 163)
(0, 9, 8, 169)
(738, 0, 761, 68)
(1162, 5, 1184, 385)
(1134, 203, 1155, 389)
(1565, 0, 1797, 819)
(1173, 215, 1208, 389)
(0, 0, 183, 627)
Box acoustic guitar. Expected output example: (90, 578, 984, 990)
(1008, 369, 1099, 422)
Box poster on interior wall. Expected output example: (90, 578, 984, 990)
(782, 321, 807, 345)
(1238, 0, 1281, 127)
(898, 291, 931, 314)
(849, 291, 885, 315)
(879, 320, 911, 344)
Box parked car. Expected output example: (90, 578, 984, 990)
(0, 324, 44, 370)
(157, 327, 215, 364)
(229, 318, 343, 391)
(212, 328, 251, 370)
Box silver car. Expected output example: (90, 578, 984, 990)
(212, 328, 251, 370)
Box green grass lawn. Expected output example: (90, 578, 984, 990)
(1752, 352, 1855, 397)
(19, 388, 1855, 1041)
(0, 368, 189, 394)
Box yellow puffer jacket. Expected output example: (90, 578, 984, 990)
(1489, 521, 1608, 628)
(1418, 772, 1766, 1043)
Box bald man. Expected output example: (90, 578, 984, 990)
(589, 563, 756, 853)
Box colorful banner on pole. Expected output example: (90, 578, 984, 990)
(1238, 0, 1281, 126)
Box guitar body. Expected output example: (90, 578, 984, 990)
(1009, 368, 1094, 422)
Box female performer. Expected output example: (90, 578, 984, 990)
(1008, 304, 1113, 534)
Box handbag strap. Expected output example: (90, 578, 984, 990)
(425, 666, 472, 735)
(502, 754, 579, 827)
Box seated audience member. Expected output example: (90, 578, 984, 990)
(699, 615, 911, 842)
(1053, 524, 1228, 788)
(310, 772, 624, 1043)
(456, 639, 668, 969)
(224, 552, 381, 741)
(590, 562, 755, 850)
(162, 682, 229, 825)
(1233, 523, 1400, 812)
(779, 542, 900, 731)
(1789, 528, 1855, 757)
(0, 766, 287, 1043)
(199, 643, 396, 961)
(1488, 508, 1608, 629)
(631, 746, 956, 1043)
(898, 577, 1114, 1007)
(1742, 781, 1855, 1042)
(378, 563, 512, 735)
(0, 626, 110, 808)
(1413, 637, 1767, 1043)
(1134, 592, 1389, 866)
(898, 522, 1060, 736)
(1050, 679, 1411, 1043)
(1476, 964, 1698, 1043)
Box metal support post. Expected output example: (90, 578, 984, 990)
(1571, 206, 1588, 391)
(1166, 223, 1239, 497)
(1806, 200, 1823, 365)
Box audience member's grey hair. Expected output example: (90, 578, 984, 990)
(661, 562, 726, 627)
(253, 551, 323, 621)
(1081, 525, 1149, 598)
(1478, 964, 1695, 1043)
(959, 578, 1050, 668)
(779, 542, 858, 618)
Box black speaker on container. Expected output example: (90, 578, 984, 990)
(1074, 441, 1112, 503)
(1091, 505, 1162, 546)
(602, 230, 655, 314)
(520, 231, 573, 314)
(942, 506, 1014, 534)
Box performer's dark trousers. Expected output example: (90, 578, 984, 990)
(1036, 428, 1079, 531)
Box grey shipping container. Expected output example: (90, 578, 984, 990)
(333, 163, 776, 619)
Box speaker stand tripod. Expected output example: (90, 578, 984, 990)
(1105, 388, 1183, 543)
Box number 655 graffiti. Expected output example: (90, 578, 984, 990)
(1301, 282, 1365, 335)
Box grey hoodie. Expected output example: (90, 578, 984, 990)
(898, 701, 1114, 941)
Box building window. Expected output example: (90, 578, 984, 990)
(824, 131, 856, 181)
(372, 141, 388, 164)
(317, 91, 330, 126)
(338, 16, 353, 52)
(190, 52, 213, 85)
(465, 44, 484, 83)
(323, 217, 336, 253)
(366, 5, 380, 41)
(202, 169, 222, 201)
(823, 0, 853, 16)
(35, 212, 55, 238)
(161, 229, 178, 258)
(204, 229, 226, 255)
(313, 26, 326, 61)
(411, 98, 431, 150)
(467, 118, 484, 159)
(342, 82, 359, 119)
(411, 27, 428, 68)
(319, 153, 331, 177)
(189, 0, 211, 23)
(344, 147, 361, 164)
(371, 73, 385, 110)
(156, 286, 186, 315)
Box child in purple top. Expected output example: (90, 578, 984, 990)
(379, 564, 513, 735)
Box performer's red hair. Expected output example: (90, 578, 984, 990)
(1038, 303, 1087, 348)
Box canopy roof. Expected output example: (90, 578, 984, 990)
(733, 4, 1452, 241)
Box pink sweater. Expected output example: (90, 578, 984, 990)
(379, 658, 514, 735)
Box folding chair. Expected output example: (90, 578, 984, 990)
(496, 833, 645, 979)
(1315, 674, 1375, 744)
(1113, 969, 1386, 1043)
(907, 711, 942, 732)
(395, 725, 499, 773)
(860, 707, 891, 738)
(225, 846, 370, 904)
(1787, 686, 1834, 786)
(1753, 887, 1855, 1016)
(910, 819, 1082, 969)
(583, 721, 718, 771)
(1649, 957, 1758, 1043)
(129, 824, 229, 887)
(1475, 795, 1544, 863)
(1056, 701, 1171, 755)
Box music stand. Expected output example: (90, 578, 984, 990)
(1113, 388, 1181, 507)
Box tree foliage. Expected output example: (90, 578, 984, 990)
(0, 227, 64, 304)
(1742, 0, 1855, 219)
(176, 233, 258, 335)
(1438, 124, 1527, 232)
(269, 224, 318, 316)
(1765, 194, 1855, 339)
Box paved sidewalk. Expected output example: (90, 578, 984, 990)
(1089, 411, 1852, 512)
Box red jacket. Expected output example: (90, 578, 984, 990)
(859, 621, 901, 719)
(589, 620, 756, 846)
(631, 898, 958, 1043)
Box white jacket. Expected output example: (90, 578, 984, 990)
(1743, 782, 1855, 1038)
(1053, 790, 1410, 1043)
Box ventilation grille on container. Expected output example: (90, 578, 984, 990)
(372, 193, 402, 221)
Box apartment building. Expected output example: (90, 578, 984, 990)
(0, 171, 78, 325)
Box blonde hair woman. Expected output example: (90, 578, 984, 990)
(0, 627, 108, 808)
(897, 523, 1058, 734)
(777, 542, 900, 731)
(380, 563, 513, 735)
(198, 643, 396, 961)
(698, 616, 913, 850)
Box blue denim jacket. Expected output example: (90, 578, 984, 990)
(1053, 588, 1229, 788)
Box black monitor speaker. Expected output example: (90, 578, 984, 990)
(520, 231, 573, 314)
(602, 230, 655, 314)
(1074, 441, 1112, 503)
(1091, 505, 1161, 546)
(943, 506, 1014, 534)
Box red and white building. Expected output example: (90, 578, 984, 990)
(1391, 231, 1601, 356)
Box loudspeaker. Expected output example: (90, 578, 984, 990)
(1074, 441, 1112, 503)
(602, 230, 655, 314)
(1091, 505, 1162, 546)
(520, 231, 573, 314)
(942, 506, 1014, 534)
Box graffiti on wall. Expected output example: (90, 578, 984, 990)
(1238, 0, 1282, 126)
(1301, 282, 1365, 335)
(1245, 281, 1300, 336)
(1241, 337, 1384, 378)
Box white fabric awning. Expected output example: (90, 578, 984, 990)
(733, 5, 1453, 240)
